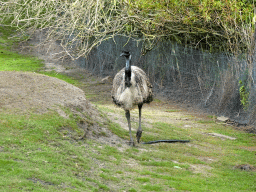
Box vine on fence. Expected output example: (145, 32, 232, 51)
(239, 80, 250, 110)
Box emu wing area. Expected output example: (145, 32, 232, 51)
(111, 66, 153, 109)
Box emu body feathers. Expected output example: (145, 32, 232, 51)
(112, 66, 153, 111)
(111, 52, 153, 145)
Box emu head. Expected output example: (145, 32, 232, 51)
(120, 51, 131, 60)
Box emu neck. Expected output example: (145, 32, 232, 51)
(125, 58, 131, 87)
(125, 59, 131, 70)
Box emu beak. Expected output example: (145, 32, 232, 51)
(120, 51, 130, 57)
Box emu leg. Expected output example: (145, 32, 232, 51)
(125, 110, 134, 146)
(136, 104, 143, 143)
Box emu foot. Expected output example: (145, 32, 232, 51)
(136, 130, 142, 143)
(128, 140, 135, 146)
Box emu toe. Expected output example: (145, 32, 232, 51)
(128, 140, 135, 146)
(136, 130, 143, 143)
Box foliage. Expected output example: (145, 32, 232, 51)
(0, 0, 254, 58)
(127, 0, 254, 53)
(239, 80, 250, 110)
(238, 69, 250, 110)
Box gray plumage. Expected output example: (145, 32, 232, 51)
(112, 66, 153, 110)
(111, 51, 153, 146)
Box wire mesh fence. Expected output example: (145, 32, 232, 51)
(18, 30, 255, 128)
(79, 35, 256, 127)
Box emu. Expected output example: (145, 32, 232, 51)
(111, 51, 153, 146)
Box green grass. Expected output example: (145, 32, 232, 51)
(103, 112, 256, 191)
(0, 25, 256, 191)
(0, 49, 44, 71)
(41, 71, 79, 86)
(165, 109, 180, 112)
(0, 25, 44, 72)
(153, 98, 161, 103)
(0, 112, 99, 191)
(0, 26, 79, 86)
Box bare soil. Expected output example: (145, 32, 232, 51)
(0, 71, 89, 114)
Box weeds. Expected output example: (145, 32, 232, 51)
(239, 80, 250, 110)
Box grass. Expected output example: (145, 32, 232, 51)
(0, 49, 43, 71)
(165, 109, 180, 112)
(102, 107, 256, 191)
(97, 105, 255, 191)
(0, 112, 99, 191)
(0, 26, 79, 85)
(41, 71, 79, 86)
(0, 25, 256, 191)
(0, 26, 43, 71)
